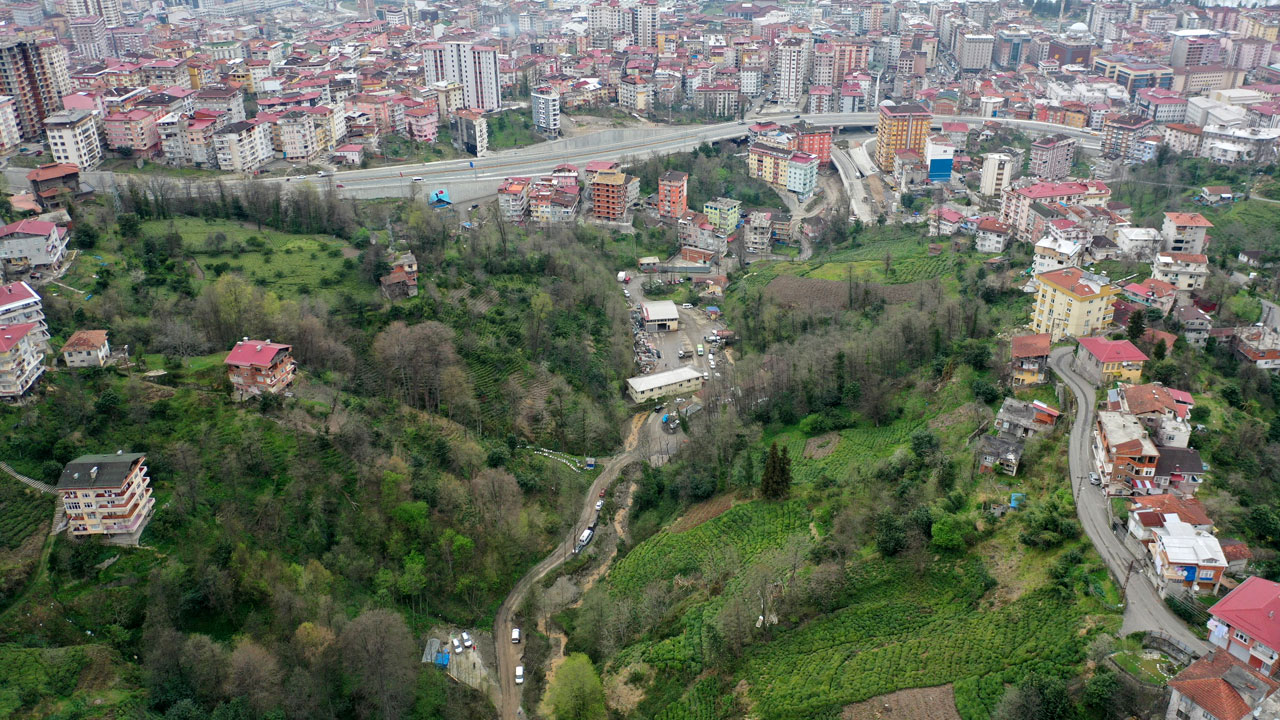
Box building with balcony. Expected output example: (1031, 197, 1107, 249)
(1162, 212, 1212, 254)
(57, 452, 155, 538)
(498, 177, 531, 223)
(1150, 513, 1226, 596)
(1030, 267, 1118, 341)
(0, 218, 68, 277)
(224, 339, 295, 399)
(1168, 650, 1280, 720)
(703, 198, 741, 236)
(1094, 409, 1158, 491)
(44, 109, 102, 169)
(1153, 252, 1210, 296)
(60, 329, 109, 367)
(0, 281, 48, 351)
(657, 170, 687, 219)
(0, 322, 43, 399)
(875, 102, 931, 173)
(1209, 577, 1280, 678)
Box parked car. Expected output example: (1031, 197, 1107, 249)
(511, 628, 521, 643)
(595, 499, 604, 510)
(461, 631, 473, 648)
(295, 176, 306, 180)
(515, 666, 524, 684)
(681, 303, 693, 309)
(599, 488, 606, 498)
(412, 176, 424, 182)
(451, 637, 462, 653)
(623, 289, 631, 298)
(1089, 472, 1101, 486)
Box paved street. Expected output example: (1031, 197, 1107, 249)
(1049, 346, 1207, 650)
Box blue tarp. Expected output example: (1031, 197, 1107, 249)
(434, 651, 449, 667)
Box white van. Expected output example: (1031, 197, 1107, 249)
(512, 628, 521, 643)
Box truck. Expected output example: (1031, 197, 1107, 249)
(697, 344, 705, 356)
(574, 528, 594, 554)
(617, 271, 626, 282)
(715, 330, 737, 345)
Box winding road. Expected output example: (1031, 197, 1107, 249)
(492, 412, 653, 719)
(1049, 346, 1207, 650)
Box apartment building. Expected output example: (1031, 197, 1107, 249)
(58, 452, 155, 539)
(703, 198, 741, 236)
(979, 153, 1014, 197)
(213, 120, 272, 173)
(0, 219, 67, 276)
(1075, 337, 1148, 386)
(194, 84, 245, 123)
(1000, 180, 1110, 242)
(421, 40, 501, 112)
(450, 109, 488, 156)
(531, 87, 560, 136)
(0, 322, 43, 399)
(1010, 333, 1051, 386)
(874, 101, 931, 172)
(498, 177, 531, 223)
(744, 211, 772, 254)
(617, 75, 652, 113)
(103, 108, 160, 157)
(65, 0, 122, 26)
(69, 16, 108, 61)
(404, 106, 438, 143)
(0, 96, 19, 153)
(657, 170, 687, 219)
(1208, 577, 1280, 678)
(1031, 267, 1118, 342)
(1029, 134, 1077, 181)
(1152, 252, 1209, 296)
(1101, 114, 1154, 162)
(225, 339, 295, 398)
(1094, 410, 1158, 490)
(1161, 212, 1212, 254)
(775, 37, 809, 106)
(1136, 88, 1188, 124)
(590, 168, 635, 222)
(956, 32, 994, 71)
(0, 39, 71, 140)
(44, 109, 101, 169)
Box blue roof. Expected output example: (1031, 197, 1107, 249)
(706, 306, 720, 312)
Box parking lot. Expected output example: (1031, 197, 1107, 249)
(625, 275, 730, 381)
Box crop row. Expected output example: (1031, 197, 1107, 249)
(788, 420, 923, 485)
(0, 484, 53, 550)
(606, 500, 809, 596)
(653, 675, 736, 720)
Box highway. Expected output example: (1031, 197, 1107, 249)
(163, 112, 1102, 202)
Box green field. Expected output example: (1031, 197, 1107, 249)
(0, 482, 52, 550)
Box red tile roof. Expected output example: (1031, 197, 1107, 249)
(1211, 577, 1280, 653)
(1039, 267, 1107, 297)
(1011, 333, 1051, 359)
(1077, 336, 1148, 364)
(1165, 211, 1213, 227)
(224, 340, 291, 368)
(0, 281, 39, 312)
(1169, 652, 1278, 720)
(0, 323, 35, 353)
(60, 329, 108, 353)
(1220, 538, 1253, 563)
(1131, 494, 1212, 526)
(25, 163, 79, 182)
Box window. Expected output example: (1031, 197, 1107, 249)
(1235, 630, 1250, 644)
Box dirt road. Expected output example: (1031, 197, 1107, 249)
(492, 413, 650, 719)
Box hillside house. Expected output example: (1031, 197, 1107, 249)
(1167, 651, 1280, 720)
(0, 219, 69, 277)
(978, 434, 1023, 476)
(1076, 337, 1148, 385)
(379, 252, 418, 300)
(1127, 494, 1212, 544)
(1149, 513, 1226, 596)
(60, 330, 110, 368)
(1108, 382, 1193, 448)
(224, 339, 295, 398)
(1094, 410, 1158, 491)
(1010, 333, 1051, 386)
(1232, 326, 1280, 371)
(993, 398, 1060, 439)
(0, 323, 44, 400)
(57, 451, 156, 539)
(1174, 305, 1214, 348)
(1208, 577, 1280, 677)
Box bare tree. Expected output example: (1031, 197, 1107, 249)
(226, 639, 282, 715)
(340, 609, 417, 720)
(180, 634, 228, 706)
(371, 321, 462, 411)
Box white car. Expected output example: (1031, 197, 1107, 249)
(451, 637, 462, 653)
(623, 290, 631, 298)
(595, 499, 604, 510)
(515, 666, 524, 684)
(412, 176, 424, 182)
(708, 358, 716, 369)
(512, 628, 521, 643)
(681, 303, 693, 309)
(461, 631, 473, 648)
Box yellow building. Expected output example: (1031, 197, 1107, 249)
(874, 101, 932, 172)
(1240, 14, 1280, 42)
(1031, 267, 1119, 342)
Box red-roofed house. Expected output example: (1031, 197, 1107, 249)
(1126, 494, 1212, 543)
(1076, 336, 1148, 385)
(333, 143, 363, 165)
(1123, 277, 1178, 316)
(60, 329, 110, 368)
(1210, 577, 1280, 677)
(1168, 651, 1280, 720)
(1032, 267, 1119, 341)
(0, 219, 69, 276)
(224, 339, 295, 398)
(1163, 211, 1213, 254)
(1010, 333, 1051, 386)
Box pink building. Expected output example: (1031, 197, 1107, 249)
(104, 108, 161, 156)
(404, 106, 438, 142)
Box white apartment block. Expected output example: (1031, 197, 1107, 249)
(423, 41, 501, 111)
(66, 0, 123, 26)
(775, 37, 810, 106)
(213, 120, 272, 172)
(957, 33, 995, 70)
(278, 112, 319, 161)
(0, 96, 20, 152)
(0, 322, 44, 400)
(44, 109, 102, 169)
(531, 87, 560, 136)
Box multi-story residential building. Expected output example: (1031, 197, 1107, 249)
(421, 40, 501, 112)
(1094, 410, 1158, 490)
(1029, 135, 1077, 181)
(694, 83, 741, 117)
(0, 219, 67, 276)
(617, 75, 652, 113)
(1162, 212, 1213, 254)
(1168, 651, 1280, 720)
(633, 0, 657, 48)
(0, 95, 19, 153)
(1102, 114, 1154, 162)
(703, 198, 741, 236)
(1152, 252, 1210, 296)
(531, 87, 560, 136)
(0, 322, 43, 399)
(60, 329, 109, 368)
(1000, 180, 1110, 242)
(1149, 514, 1226, 595)
(68, 16, 108, 61)
(528, 187, 579, 224)
(276, 111, 320, 162)
(1076, 337, 1148, 386)
(0, 39, 70, 140)
(775, 37, 809, 106)
(1010, 333, 1051, 386)
(65, 0, 122, 27)
(1162, 123, 1203, 156)
(979, 153, 1014, 197)
(498, 177, 531, 223)
(590, 168, 631, 221)
(657, 170, 687, 220)
(874, 101, 931, 172)
(158, 111, 222, 168)
(213, 120, 272, 173)
(786, 151, 819, 199)
(58, 452, 156, 538)
(1135, 88, 1187, 124)
(403, 107, 438, 144)
(743, 211, 772, 254)
(1208, 577, 1280, 678)
(974, 218, 1012, 253)
(194, 85, 245, 123)
(956, 32, 994, 71)
(225, 339, 295, 398)
(1092, 56, 1173, 98)
(794, 123, 833, 166)
(1031, 267, 1118, 342)
(1233, 326, 1280, 371)
(103, 108, 160, 157)
(450, 110, 488, 156)
(44, 109, 101, 169)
